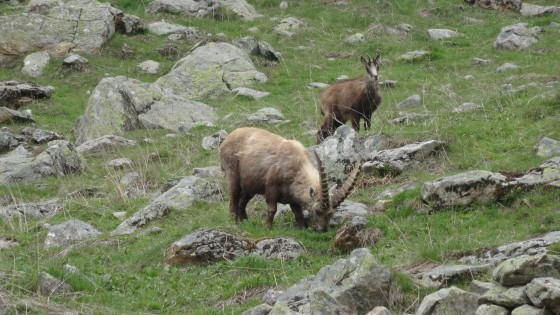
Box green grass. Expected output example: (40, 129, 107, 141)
(1, 0, 560, 313)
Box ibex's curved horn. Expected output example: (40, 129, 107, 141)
(313, 151, 330, 213)
(330, 157, 362, 208)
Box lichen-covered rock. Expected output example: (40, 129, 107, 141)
(465, 0, 522, 11)
(368, 140, 444, 175)
(21, 51, 50, 78)
(525, 277, 560, 314)
(0, 199, 62, 219)
(476, 304, 509, 315)
(146, 0, 262, 21)
(39, 272, 72, 296)
(251, 238, 304, 260)
(479, 285, 530, 308)
(494, 23, 542, 51)
(534, 137, 560, 157)
(44, 219, 101, 248)
(510, 157, 560, 188)
(492, 254, 560, 287)
(416, 286, 479, 315)
(428, 29, 464, 40)
(76, 135, 137, 154)
(511, 304, 553, 315)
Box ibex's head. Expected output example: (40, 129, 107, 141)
(360, 54, 381, 81)
(310, 152, 362, 232)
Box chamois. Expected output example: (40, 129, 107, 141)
(219, 127, 361, 232)
(317, 54, 382, 143)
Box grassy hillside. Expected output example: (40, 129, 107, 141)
(1, 0, 559, 314)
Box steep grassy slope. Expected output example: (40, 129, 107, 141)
(1, 0, 559, 314)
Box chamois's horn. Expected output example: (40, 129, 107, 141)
(330, 157, 362, 209)
(314, 151, 330, 213)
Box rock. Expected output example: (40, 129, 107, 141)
(510, 157, 560, 189)
(476, 304, 509, 315)
(460, 231, 560, 265)
(44, 219, 101, 248)
(421, 170, 508, 208)
(39, 272, 72, 296)
(62, 54, 88, 68)
(192, 166, 223, 178)
(269, 248, 391, 314)
(416, 286, 479, 315)
(333, 217, 382, 252)
(307, 82, 330, 89)
(494, 23, 542, 51)
(0, 0, 119, 64)
(396, 94, 421, 109)
(496, 62, 518, 72)
(0, 107, 35, 124)
(22, 51, 50, 78)
(0, 81, 54, 109)
(520, 3, 560, 17)
(368, 23, 413, 37)
(0, 237, 19, 250)
(0, 140, 86, 185)
(345, 33, 365, 44)
(63, 264, 79, 274)
(115, 14, 145, 35)
(251, 238, 304, 260)
(398, 50, 430, 62)
(146, 0, 262, 21)
(470, 280, 501, 295)
(107, 157, 133, 169)
(273, 17, 305, 36)
(412, 264, 492, 289)
(466, 0, 522, 11)
(428, 29, 464, 40)
(368, 140, 444, 175)
(112, 176, 222, 235)
(231, 87, 270, 100)
(242, 304, 273, 315)
(155, 42, 267, 100)
(479, 285, 530, 308)
(246, 107, 287, 124)
(0, 199, 62, 219)
(147, 21, 189, 35)
(309, 290, 355, 315)
(330, 201, 369, 226)
(534, 137, 560, 157)
(464, 16, 485, 24)
(525, 277, 560, 314)
(453, 102, 483, 113)
(234, 36, 280, 61)
(367, 306, 391, 315)
(379, 80, 397, 88)
(389, 113, 432, 124)
(492, 254, 560, 287)
(74, 76, 217, 145)
(473, 58, 491, 65)
(201, 130, 228, 150)
(76, 135, 137, 154)
(511, 304, 553, 315)
(20, 127, 63, 144)
(0, 129, 26, 152)
(137, 60, 160, 74)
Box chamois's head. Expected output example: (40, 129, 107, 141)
(310, 152, 362, 232)
(360, 54, 381, 81)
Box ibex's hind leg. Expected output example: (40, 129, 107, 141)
(226, 173, 242, 222)
(237, 191, 253, 221)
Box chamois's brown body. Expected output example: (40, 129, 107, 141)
(220, 127, 360, 231)
(317, 55, 382, 143)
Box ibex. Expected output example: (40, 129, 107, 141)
(219, 127, 361, 232)
(317, 54, 382, 143)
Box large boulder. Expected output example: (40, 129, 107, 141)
(421, 170, 508, 208)
(366, 140, 444, 175)
(492, 254, 560, 287)
(493, 23, 542, 51)
(509, 157, 560, 189)
(525, 277, 560, 314)
(44, 219, 101, 248)
(0, 81, 54, 109)
(155, 42, 267, 101)
(146, 0, 262, 21)
(416, 286, 479, 315)
(0, 0, 120, 64)
(74, 76, 217, 145)
(0, 140, 86, 184)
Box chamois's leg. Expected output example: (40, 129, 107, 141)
(264, 189, 279, 229)
(351, 115, 361, 132)
(317, 113, 334, 143)
(237, 191, 253, 221)
(364, 114, 372, 130)
(289, 203, 307, 229)
(227, 173, 242, 222)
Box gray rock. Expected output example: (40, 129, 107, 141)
(44, 219, 101, 248)
(511, 304, 553, 315)
(428, 29, 464, 40)
(76, 135, 137, 154)
(273, 17, 305, 36)
(520, 3, 560, 17)
(496, 62, 518, 72)
(0, 129, 26, 152)
(0, 199, 61, 219)
(466, 0, 521, 11)
(476, 304, 509, 315)
(330, 200, 369, 227)
(0, 140, 85, 184)
(146, 0, 262, 21)
(398, 50, 430, 62)
(413, 264, 492, 289)
(464, 17, 485, 24)
(492, 254, 560, 287)
(0, 0, 118, 64)
(251, 237, 304, 260)
(534, 137, 560, 157)
(22, 51, 50, 78)
(368, 140, 444, 175)
(473, 58, 491, 65)
(470, 280, 500, 295)
(39, 272, 72, 296)
(0, 81, 54, 109)
(246, 107, 286, 124)
(368, 23, 413, 37)
(155, 42, 267, 100)
(389, 113, 432, 124)
(375, 182, 418, 200)
(367, 306, 391, 315)
(234, 37, 280, 61)
(0, 237, 19, 250)
(0, 107, 35, 124)
(421, 170, 508, 208)
(271, 248, 391, 314)
(201, 130, 228, 150)
(231, 87, 270, 100)
(63, 264, 79, 274)
(62, 54, 88, 67)
(242, 304, 273, 315)
(20, 127, 63, 144)
(138, 60, 160, 74)
(460, 231, 560, 265)
(192, 166, 223, 178)
(510, 157, 560, 189)
(525, 277, 560, 314)
(168, 27, 200, 41)
(453, 102, 483, 113)
(309, 290, 355, 315)
(415, 286, 479, 315)
(74, 76, 217, 145)
(112, 176, 222, 235)
(494, 23, 542, 51)
(147, 21, 188, 35)
(116, 14, 145, 35)
(307, 82, 330, 89)
(479, 285, 530, 308)
(345, 33, 365, 44)
(396, 94, 421, 109)
(107, 157, 133, 169)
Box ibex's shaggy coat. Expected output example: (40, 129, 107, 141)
(317, 55, 382, 143)
(220, 127, 360, 231)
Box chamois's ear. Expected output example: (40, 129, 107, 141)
(360, 56, 368, 67)
(374, 53, 381, 65)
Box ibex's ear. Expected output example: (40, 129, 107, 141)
(309, 187, 316, 199)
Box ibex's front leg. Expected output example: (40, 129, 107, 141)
(290, 203, 307, 229)
(227, 173, 242, 222)
(351, 115, 361, 132)
(265, 189, 279, 229)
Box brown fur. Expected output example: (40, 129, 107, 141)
(317, 55, 382, 143)
(220, 127, 328, 230)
